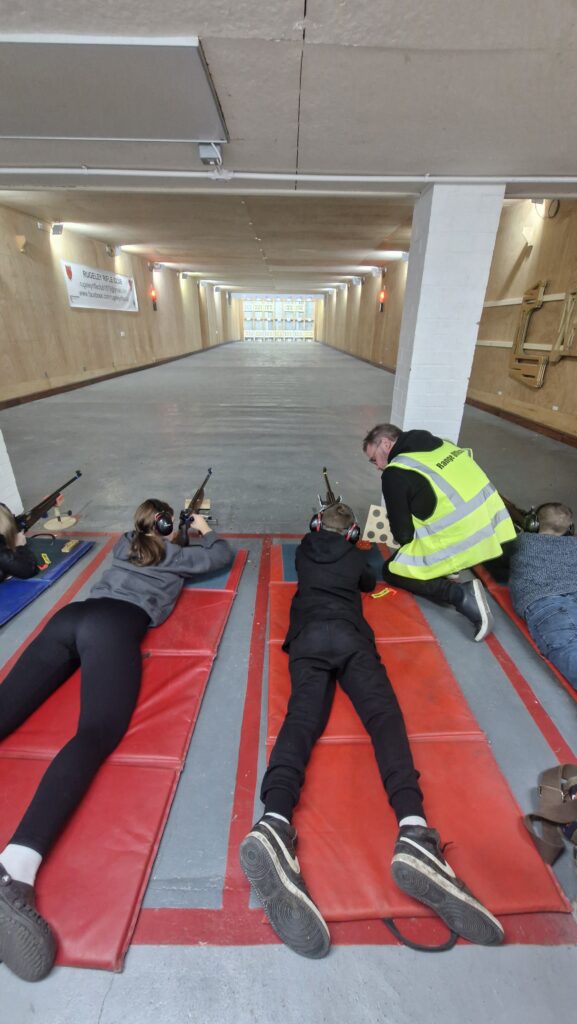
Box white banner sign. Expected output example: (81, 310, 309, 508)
(61, 261, 139, 312)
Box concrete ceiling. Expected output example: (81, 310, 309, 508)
(1, 1, 576, 290)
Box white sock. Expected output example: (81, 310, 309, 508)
(264, 812, 290, 825)
(399, 816, 427, 829)
(0, 844, 43, 886)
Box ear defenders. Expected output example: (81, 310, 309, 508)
(522, 505, 575, 536)
(153, 509, 174, 536)
(522, 506, 540, 533)
(309, 509, 361, 544)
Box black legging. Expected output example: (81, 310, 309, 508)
(0, 598, 150, 856)
(261, 620, 424, 823)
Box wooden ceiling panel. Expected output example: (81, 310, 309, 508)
(0, 190, 414, 291)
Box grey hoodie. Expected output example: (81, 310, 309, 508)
(89, 531, 234, 626)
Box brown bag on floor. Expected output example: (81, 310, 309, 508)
(524, 764, 577, 871)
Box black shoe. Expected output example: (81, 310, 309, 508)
(240, 816, 330, 958)
(0, 864, 56, 981)
(391, 826, 504, 946)
(452, 579, 494, 641)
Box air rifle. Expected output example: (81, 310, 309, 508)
(15, 470, 82, 532)
(175, 467, 212, 546)
(500, 494, 529, 531)
(317, 467, 341, 511)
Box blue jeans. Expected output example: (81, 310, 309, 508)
(525, 594, 577, 690)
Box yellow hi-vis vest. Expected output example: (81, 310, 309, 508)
(386, 441, 516, 580)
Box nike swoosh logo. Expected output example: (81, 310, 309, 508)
(260, 820, 301, 873)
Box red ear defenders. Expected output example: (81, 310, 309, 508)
(309, 509, 361, 544)
(153, 509, 174, 536)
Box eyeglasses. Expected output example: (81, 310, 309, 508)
(368, 440, 384, 465)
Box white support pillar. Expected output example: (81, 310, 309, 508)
(391, 183, 505, 442)
(0, 428, 23, 514)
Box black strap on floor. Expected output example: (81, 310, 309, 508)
(383, 917, 459, 952)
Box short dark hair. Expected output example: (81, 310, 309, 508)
(321, 502, 356, 535)
(362, 423, 401, 453)
(537, 502, 574, 535)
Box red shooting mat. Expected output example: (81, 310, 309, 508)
(285, 740, 568, 922)
(265, 568, 569, 924)
(475, 564, 577, 702)
(0, 548, 247, 969)
(0, 758, 179, 970)
(269, 582, 434, 646)
(266, 641, 483, 745)
(0, 654, 214, 767)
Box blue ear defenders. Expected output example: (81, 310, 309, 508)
(153, 509, 174, 536)
(309, 509, 361, 544)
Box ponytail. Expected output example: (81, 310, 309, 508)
(0, 503, 18, 550)
(128, 499, 174, 567)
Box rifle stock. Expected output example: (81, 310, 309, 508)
(500, 494, 527, 530)
(16, 470, 82, 532)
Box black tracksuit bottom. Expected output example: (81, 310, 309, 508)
(0, 598, 150, 856)
(382, 557, 456, 603)
(261, 620, 424, 823)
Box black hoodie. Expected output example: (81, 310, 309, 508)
(381, 429, 444, 546)
(0, 536, 39, 583)
(283, 531, 377, 650)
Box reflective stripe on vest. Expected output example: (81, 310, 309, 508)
(392, 455, 501, 541)
(393, 506, 512, 567)
(386, 443, 516, 579)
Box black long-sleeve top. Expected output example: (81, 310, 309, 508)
(381, 429, 444, 546)
(0, 536, 39, 583)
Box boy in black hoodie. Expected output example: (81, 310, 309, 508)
(240, 503, 503, 957)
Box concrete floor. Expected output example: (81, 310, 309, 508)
(1, 341, 577, 1023)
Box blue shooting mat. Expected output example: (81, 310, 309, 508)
(280, 541, 385, 583)
(0, 536, 95, 627)
(184, 565, 234, 589)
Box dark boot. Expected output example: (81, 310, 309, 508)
(240, 816, 330, 958)
(451, 579, 494, 641)
(391, 826, 504, 945)
(0, 864, 56, 981)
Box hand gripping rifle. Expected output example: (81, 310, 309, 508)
(317, 467, 341, 511)
(15, 470, 82, 532)
(175, 468, 212, 546)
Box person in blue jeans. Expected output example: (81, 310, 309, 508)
(509, 502, 577, 690)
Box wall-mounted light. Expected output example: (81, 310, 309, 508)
(51, 223, 64, 236)
(532, 198, 560, 220)
(377, 251, 407, 261)
(378, 287, 388, 312)
(522, 224, 536, 248)
(15, 234, 27, 254)
(149, 285, 158, 312)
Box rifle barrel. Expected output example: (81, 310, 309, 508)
(322, 467, 336, 507)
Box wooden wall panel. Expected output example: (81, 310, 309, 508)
(0, 203, 226, 405)
(472, 198, 577, 438)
